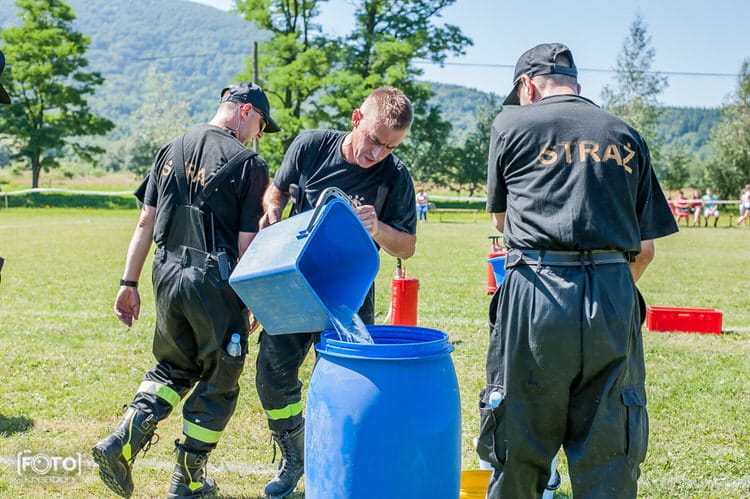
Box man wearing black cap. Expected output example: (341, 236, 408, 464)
(92, 82, 277, 498)
(476, 43, 677, 498)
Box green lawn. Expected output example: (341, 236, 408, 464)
(0, 208, 748, 498)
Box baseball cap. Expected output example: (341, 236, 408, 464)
(0, 50, 10, 105)
(220, 81, 280, 133)
(502, 43, 578, 106)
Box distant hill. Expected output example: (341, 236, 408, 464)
(0, 0, 723, 159)
(0, 0, 260, 129)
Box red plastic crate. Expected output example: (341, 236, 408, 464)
(645, 306, 723, 334)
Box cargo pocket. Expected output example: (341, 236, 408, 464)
(211, 350, 246, 396)
(621, 386, 649, 478)
(476, 387, 507, 470)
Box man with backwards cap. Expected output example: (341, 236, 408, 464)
(92, 82, 278, 498)
(476, 43, 677, 498)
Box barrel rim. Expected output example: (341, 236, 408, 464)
(316, 324, 454, 360)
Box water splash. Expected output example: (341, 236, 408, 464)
(329, 304, 374, 344)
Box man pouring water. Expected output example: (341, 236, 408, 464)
(256, 86, 417, 499)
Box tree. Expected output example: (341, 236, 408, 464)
(0, 0, 114, 188)
(444, 94, 501, 195)
(601, 15, 668, 177)
(318, 0, 472, 183)
(660, 147, 691, 191)
(705, 59, 750, 199)
(99, 68, 193, 177)
(235, 0, 472, 180)
(235, 0, 339, 167)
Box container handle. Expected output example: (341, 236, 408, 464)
(306, 187, 353, 233)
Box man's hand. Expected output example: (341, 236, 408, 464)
(259, 208, 282, 229)
(114, 286, 141, 328)
(355, 204, 380, 237)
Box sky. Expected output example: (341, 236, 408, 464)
(190, 0, 749, 108)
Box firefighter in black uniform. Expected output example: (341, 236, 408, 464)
(257, 87, 417, 499)
(92, 82, 279, 498)
(476, 43, 678, 498)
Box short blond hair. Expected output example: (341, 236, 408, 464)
(360, 87, 413, 131)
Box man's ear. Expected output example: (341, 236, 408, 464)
(352, 108, 362, 128)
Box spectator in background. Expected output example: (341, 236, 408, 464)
(416, 188, 429, 222)
(736, 185, 750, 226)
(674, 190, 691, 227)
(690, 190, 702, 227)
(701, 188, 720, 227)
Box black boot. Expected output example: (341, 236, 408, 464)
(166, 441, 217, 499)
(265, 424, 304, 499)
(92, 406, 158, 498)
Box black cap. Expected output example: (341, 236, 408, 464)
(0, 50, 10, 105)
(503, 43, 578, 106)
(220, 81, 280, 133)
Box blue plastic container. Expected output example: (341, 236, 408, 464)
(305, 325, 461, 499)
(487, 255, 506, 286)
(229, 195, 379, 334)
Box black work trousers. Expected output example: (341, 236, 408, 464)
(255, 285, 375, 433)
(477, 250, 648, 499)
(131, 246, 248, 452)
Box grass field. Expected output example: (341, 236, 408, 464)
(0, 208, 748, 498)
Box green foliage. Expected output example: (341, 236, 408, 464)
(660, 147, 691, 190)
(428, 83, 500, 146)
(233, 0, 338, 168)
(0, 0, 114, 188)
(234, 0, 473, 180)
(658, 106, 721, 163)
(601, 15, 668, 176)
(325, 0, 473, 186)
(0, 1, 732, 189)
(705, 59, 750, 199)
(444, 94, 501, 196)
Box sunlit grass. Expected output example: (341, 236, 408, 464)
(0, 209, 747, 498)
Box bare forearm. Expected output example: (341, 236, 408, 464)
(629, 239, 654, 282)
(491, 212, 505, 233)
(238, 231, 256, 257)
(372, 223, 416, 259)
(122, 206, 156, 281)
(261, 183, 290, 227)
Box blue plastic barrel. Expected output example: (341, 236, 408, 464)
(305, 325, 461, 499)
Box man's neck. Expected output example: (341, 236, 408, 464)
(341, 132, 357, 165)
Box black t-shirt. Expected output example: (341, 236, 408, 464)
(486, 95, 677, 252)
(140, 124, 269, 259)
(274, 129, 417, 235)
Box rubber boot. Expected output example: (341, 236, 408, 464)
(92, 406, 158, 498)
(264, 424, 304, 499)
(166, 441, 218, 499)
